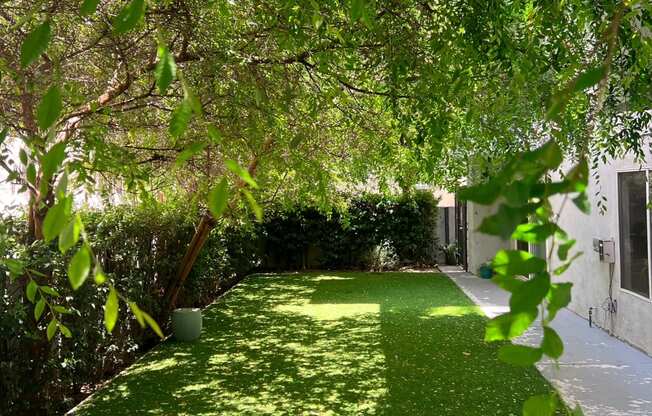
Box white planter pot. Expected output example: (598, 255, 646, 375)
(172, 308, 202, 341)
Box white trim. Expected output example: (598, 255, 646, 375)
(647, 170, 652, 299)
(616, 169, 652, 300)
(620, 287, 652, 303)
(615, 166, 652, 173)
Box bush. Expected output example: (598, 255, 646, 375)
(260, 191, 439, 270)
(0, 203, 261, 415)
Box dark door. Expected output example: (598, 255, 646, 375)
(454, 197, 468, 270)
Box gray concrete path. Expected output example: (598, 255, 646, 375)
(440, 266, 652, 416)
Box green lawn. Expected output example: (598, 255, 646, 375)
(73, 272, 556, 415)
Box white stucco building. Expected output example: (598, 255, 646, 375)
(548, 148, 652, 355)
(463, 146, 652, 356)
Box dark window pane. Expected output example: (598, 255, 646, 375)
(517, 240, 529, 253)
(619, 171, 649, 297)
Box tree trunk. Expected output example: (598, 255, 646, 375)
(163, 212, 216, 313)
(163, 136, 276, 317)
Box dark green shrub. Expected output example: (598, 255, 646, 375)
(259, 191, 439, 270)
(0, 203, 261, 415)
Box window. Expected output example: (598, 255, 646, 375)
(618, 171, 650, 298)
(515, 240, 546, 280)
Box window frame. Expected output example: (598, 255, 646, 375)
(617, 168, 652, 302)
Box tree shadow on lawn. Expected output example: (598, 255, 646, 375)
(73, 272, 556, 416)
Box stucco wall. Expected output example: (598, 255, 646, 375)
(550, 151, 652, 355)
(466, 201, 512, 274)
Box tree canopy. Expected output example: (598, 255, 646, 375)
(1, 1, 651, 413)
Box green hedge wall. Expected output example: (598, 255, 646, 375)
(260, 191, 439, 270)
(0, 191, 438, 415)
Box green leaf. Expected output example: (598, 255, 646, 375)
(208, 178, 229, 218)
(566, 159, 589, 193)
(492, 274, 525, 293)
(553, 251, 582, 275)
(207, 125, 222, 144)
(512, 223, 559, 244)
(113, 0, 146, 34)
(225, 160, 258, 189)
(34, 298, 46, 320)
(557, 239, 576, 261)
(169, 100, 192, 138)
(68, 245, 91, 290)
(478, 204, 536, 240)
(502, 181, 532, 207)
(498, 344, 542, 366)
(40, 286, 60, 297)
(175, 141, 207, 166)
(312, 11, 324, 29)
(59, 324, 72, 338)
(458, 179, 501, 204)
(242, 189, 263, 221)
(574, 65, 607, 92)
(80, 0, 101, 16)
(94, 267, 107, 285)
(53, 305, 71, 314)
(0, 127, 8, 147)
(350, 0, 365, 22)
(55, 170, 68, 198)
(26, 279, 38, 303)
(155, 43, 176, 94)
(59, 214, 82, 254)
(19, 148, 28, 165)
(128, 302, 145, 328)
(142, 311, 164, 338)
(521, 140, 563, 170)
(43, 196, 72, 242)
(523, 394, 557, 416)
(542, 326, 563, 359)
(4, 259, 25, 277)
(20, 20, 52, 68)
(485, 310, 537, 341)
(26, 163, 36, 185)
(547, 282, 572, 321)
(37, 85, 62, 131)
(41, 142, 67, 181)
(104, 288, 119, 333)
(509, 272, 550, 313)
(46, 318, 58, 340)
(572, 192, 591, 214)
(571, 405, 585, 416)
(492, 250, 546, 277)
(181, 80, 202, 115)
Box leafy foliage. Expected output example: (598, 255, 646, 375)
(260, 192, 439, 270)
(0, 204, 260, 414)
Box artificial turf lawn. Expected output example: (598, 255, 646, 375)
(73, 272, 557, 415)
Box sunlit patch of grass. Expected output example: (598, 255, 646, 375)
(425, 305, 482, 317)
(73, 272, 557, 416)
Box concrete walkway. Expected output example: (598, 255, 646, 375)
(440, 266, 652, 416)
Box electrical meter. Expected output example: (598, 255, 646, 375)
(592, 238, 615, 263)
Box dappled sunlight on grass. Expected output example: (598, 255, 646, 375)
(424, 305, 482, 317)
(73, 272, 556, 415)
(275, 302, 380, 320)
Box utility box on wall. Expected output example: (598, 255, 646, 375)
(593, 238, 616, 263)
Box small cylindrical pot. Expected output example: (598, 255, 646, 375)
(172, 308, 202, 341)
(479, 265, 494, 279)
